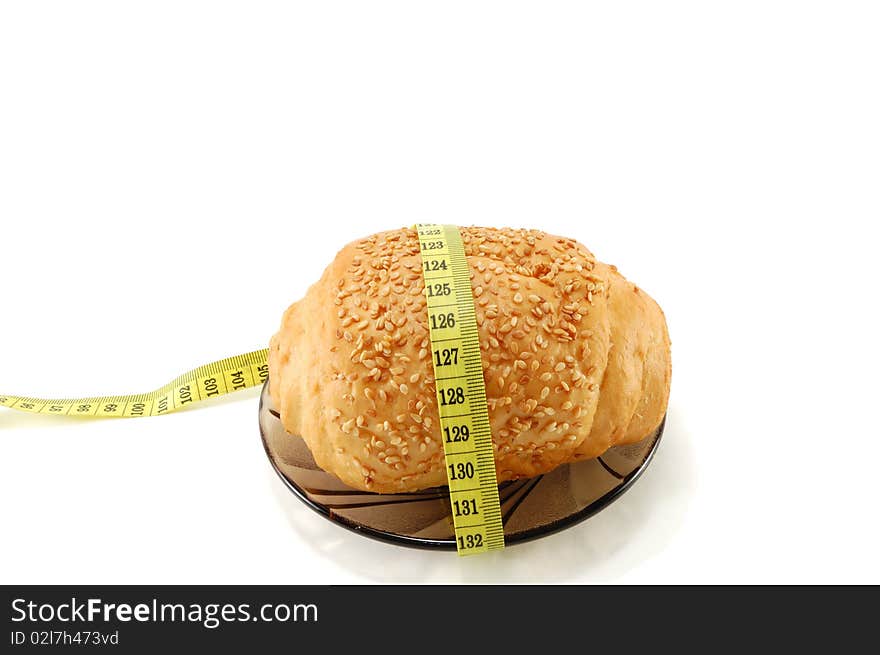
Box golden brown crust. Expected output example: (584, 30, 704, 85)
(269, 227, 670, 492)
(572, 265, 671, 459)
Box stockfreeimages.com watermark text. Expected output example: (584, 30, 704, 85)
(11, 597, 318, 630)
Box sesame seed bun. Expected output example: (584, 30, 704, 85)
(269, 227, 670, 493)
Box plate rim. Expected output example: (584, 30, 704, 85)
(259, 381, 664, 551)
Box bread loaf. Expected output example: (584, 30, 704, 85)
(269, 227, 670, 493)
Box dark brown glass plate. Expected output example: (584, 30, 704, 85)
(259, 381, 663, 550)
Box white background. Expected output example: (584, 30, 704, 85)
(1, 2, 878, 584)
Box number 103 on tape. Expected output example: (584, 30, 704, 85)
(415, 224, 505, 554)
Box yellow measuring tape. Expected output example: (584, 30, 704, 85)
(415, 224, 505, 554)
(0, 350, 269, 418)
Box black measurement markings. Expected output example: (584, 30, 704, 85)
(429, 337, 466, 345)
(437, 411, 475, 420)
(434, 374, 469, 383)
